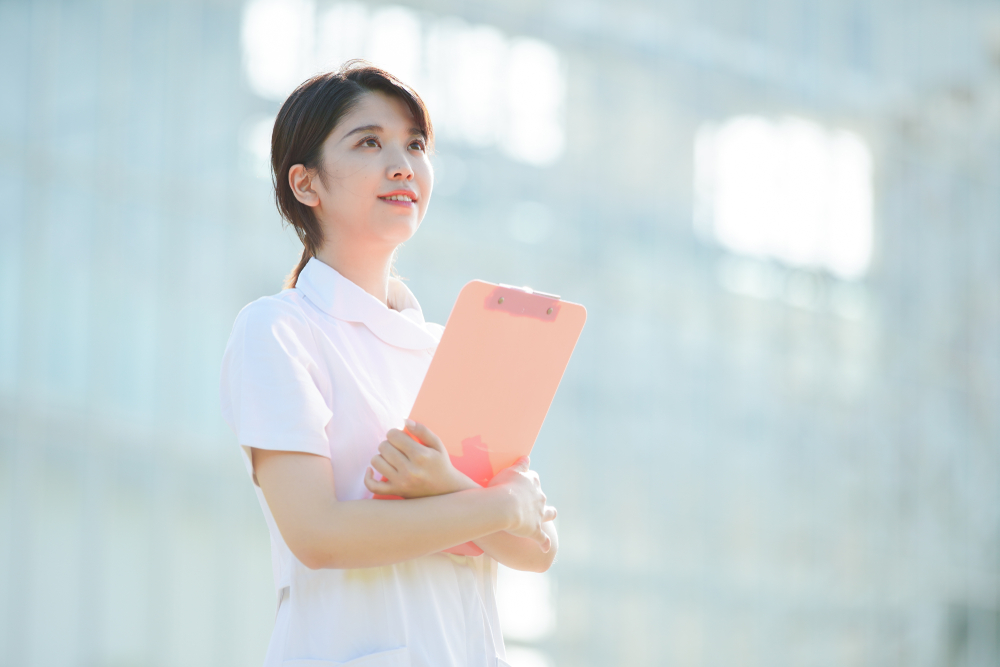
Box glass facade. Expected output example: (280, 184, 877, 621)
(0, 0, 998, 665)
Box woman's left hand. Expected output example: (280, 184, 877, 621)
(364, 420, 477, 498)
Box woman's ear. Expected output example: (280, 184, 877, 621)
(288, 164, 321, 207)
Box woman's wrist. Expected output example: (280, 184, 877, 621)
(445, 469, 481, 494)
(481, 484, 517, 532)
(434, 467, 519, 535)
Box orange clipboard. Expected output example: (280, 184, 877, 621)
(410, 280, 587, 556)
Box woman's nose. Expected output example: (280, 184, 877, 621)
(387, 152, 414, 180)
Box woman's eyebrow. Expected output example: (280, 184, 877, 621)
(343, 124, 383, 138)
(342, 124, 425, 139)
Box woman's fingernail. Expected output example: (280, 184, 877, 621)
(404, 418, 416, 428)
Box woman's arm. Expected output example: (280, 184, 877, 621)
(442, 463, 558, 572)
(253, 446, 555, 570)
(474, 522, 558, 572)
(364, 421, 560, 572)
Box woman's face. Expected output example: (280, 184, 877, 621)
(311, 91, 433, 253)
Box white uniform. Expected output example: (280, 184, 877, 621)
(220, 258, 508, 667)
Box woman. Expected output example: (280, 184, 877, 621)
(220, 63, 558, 667)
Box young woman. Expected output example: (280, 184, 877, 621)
(220, 64, 558, 667)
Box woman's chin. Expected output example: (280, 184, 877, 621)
(374, 216, 421, 244)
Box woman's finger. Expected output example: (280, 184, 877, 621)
(403, 419, 447, 454)
(534, 529, 552, 553)
(543, 506, 558, 522)
(370, 454, 396, 480)
(364, 467, 393, 495)
(511, 457, 530, 473)
(378, 439, 410, 470)
(387, 428, 424, 460)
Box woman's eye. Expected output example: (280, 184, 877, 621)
(409, 141, 425, 151)
(362, 137, 380, 148)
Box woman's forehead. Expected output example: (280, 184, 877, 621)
(337, 92, 419, 135)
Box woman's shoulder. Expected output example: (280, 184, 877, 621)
(228, 289, 319, 350)
(235, 289, 309, 325)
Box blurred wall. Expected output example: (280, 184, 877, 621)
(1, 1, 999, 666)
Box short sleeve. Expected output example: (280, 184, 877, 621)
(220, 298, 333, 480)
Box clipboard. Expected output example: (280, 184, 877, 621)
(410, 280, 587, 555)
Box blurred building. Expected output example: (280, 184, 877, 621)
(1, 0, 999, 666)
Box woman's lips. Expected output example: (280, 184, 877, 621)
(378, 193, 417, 207)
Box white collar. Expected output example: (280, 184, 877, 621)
(295, 258, 438, 350)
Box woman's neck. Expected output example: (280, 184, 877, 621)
(314, 243, 395, 307)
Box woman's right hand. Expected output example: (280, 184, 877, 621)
(364, 420, 477, 499)
(489, 457, 557, 552)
